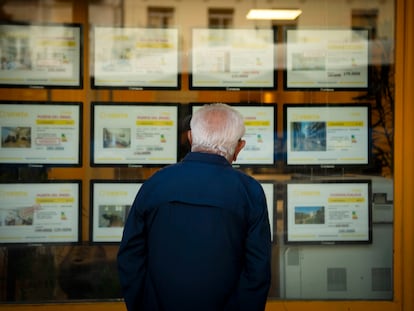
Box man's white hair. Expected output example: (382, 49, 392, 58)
(190, 103, 245, 160)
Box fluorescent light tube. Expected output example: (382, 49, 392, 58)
(246, 9, 302, 20)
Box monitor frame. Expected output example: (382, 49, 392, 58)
(89, 179, 143, 244)
(0, 22, 83, 89)
(190, 103, 277, 167)
(283, 103, 372, 170)
(0, 180, 81, 245)
(284, 179, 373, 245)
(283, 27, 371, 92)
(258, 180, 277, 243)
(0, 100, 83, 167)
(91, 26, 181, 90)
(189, 28, 277, 91)
(90, 102, 179, 167)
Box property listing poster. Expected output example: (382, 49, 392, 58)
(0, 182, 80, 244)
(0, 103, 81, 165)
(286, 182, 371, 243)
(192, 105, 275, 165)
(92, 104, 178, 165)
(285, 29, 369, 89)
(191, 28, 275, 89)
(260, 182, 275, 241)
(0, 24, 82, 87)
(285, 106, 369, 166)
(93, 182, 272, 243)
(93, 27, 179, 88)
(91, 182, 142, 242)
(235, 106, 275, 165)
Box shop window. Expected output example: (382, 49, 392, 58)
(0, 0, 396, 305)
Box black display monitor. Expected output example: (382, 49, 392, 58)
(0, 180, 81, 245)
(0, 22, 83, 89)
(191, 103, 277, 167)
(283, 103, 372, 169)
(284, 28, 370, 91)
(259, 181, 276, 242)
(89, 180, 275, 244)
(91, 102, 179, 167)
(90, 180, 143, 243)
(91, 26, 180, 90)
(0, 101, 82, 167)
(189, 28, 277, 90)
(284, 179, 372, 245)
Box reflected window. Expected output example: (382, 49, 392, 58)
(352, 9, 378, 38)
(208, 8, 233, 28)
(147, 7, 174, 28)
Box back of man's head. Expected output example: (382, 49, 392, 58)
(190, 103, 245, 160)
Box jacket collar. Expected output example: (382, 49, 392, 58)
(182, 152, 231, 167)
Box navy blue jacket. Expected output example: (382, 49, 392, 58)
(117, 152, 271, 311)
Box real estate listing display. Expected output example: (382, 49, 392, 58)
(0, 101, 82, 166)
(0, 181, 81, 244)
(192, 103, 276, 166)
(260, 182, 275, 242)
(283, 103, 371, 168)
(284, 180, 372, 244)
(92, 27, 180, 89)
(90, 180, 274, 243)
(91, 102, 178, 166)
(284, 28, 370, 91)
(0, 22, 83, 88)
(190, 28, 276, 90)
(90, 180, 142, 243)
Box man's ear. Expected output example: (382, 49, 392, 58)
(232, 139, 246, 162)
(187, 130, 192, 145)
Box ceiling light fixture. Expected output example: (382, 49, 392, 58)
(246, 9, 302, 20)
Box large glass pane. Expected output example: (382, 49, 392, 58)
(0, 0, 394, 303)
